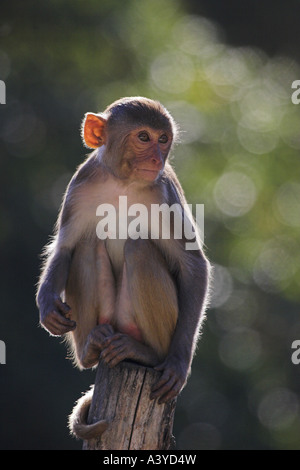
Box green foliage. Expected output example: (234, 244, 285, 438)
(1, 0, 300, 450)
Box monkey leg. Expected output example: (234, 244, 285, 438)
(116, 238, 178, 361)
(96, 240, 116, 325)
(65, 241, 117, 369)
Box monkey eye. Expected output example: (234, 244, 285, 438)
(158, 134, 168, 144)
(138, 131, 150, 142)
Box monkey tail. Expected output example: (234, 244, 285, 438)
(68, 385, 108, 440)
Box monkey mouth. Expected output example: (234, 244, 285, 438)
(136, 168, 160, 179)
(137, 168, 158, 174)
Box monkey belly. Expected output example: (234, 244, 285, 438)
(105, 237, 126, 278)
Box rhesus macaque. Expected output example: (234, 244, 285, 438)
(36, 97, 210, 439)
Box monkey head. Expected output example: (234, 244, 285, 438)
(82, 97, 179, 182)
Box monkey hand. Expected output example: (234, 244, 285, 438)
(100, 333, 159, 368)
(80, 324, 115, 368)
(39, 294, 76, 336)
(151, 356, 189, 404)
(86, 323, 115, 350)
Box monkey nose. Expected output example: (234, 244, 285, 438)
(151, 153, 163, 166)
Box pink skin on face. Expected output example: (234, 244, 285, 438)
(128, 127, 172, 182)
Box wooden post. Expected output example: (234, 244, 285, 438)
(82, 360, 177, 450)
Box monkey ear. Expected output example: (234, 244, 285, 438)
(82, 113, 107, 149)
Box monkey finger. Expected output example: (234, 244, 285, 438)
(107, 357, 125, 368)
(55, 313, 76, 330)
(50, 310, 73, 325)
(151, 373, 179, 401)
(151, 370, 172, 392)
(46, 311, 76, 334)
(109, 342, 134, 365)
(51, 326, 71, 336)
(150, 379, 173, 400)
(102, 324, 115, 336)
(96, 323, 115, 337)
(150, 377, 175, 403)
(157, 384, 180, 404)
(100, 343, 119, 359)
(101, 334, 124, 348)
(45, 322, 74, 336)
(101, 345, 126, 366)
(161, 378, 185, 403)
(101, 338, 125, 356)
(92, 324, 115, 342)
(150, 377, 177, 402)
(54, 298, 71, 316)
(154, 362, 167, 372)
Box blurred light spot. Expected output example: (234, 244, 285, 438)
(280, 110, 300, 150)
(258, 388, 299, 430)
(178, 422, 221, 450)
(205, 48, 249, 87)
(1, 108, 38, 144)
(167, 101, 206, 144)
(219, 126, 245, 157)
(0, 103, 47, 158)
(238, 88, 283, 133)
(150, 52, 195, 94)
(215, 290, 257, 331)
(253, 239, 298, 292)
(229, 238, 264, 271)
(237, 125, 278, 155)
(210, 264, 233, 308)
(219, 327, 262, 371)
(263, 57, 300, 94)
(274, 182, 300, 227)
(213, 171, 257, 217)
(7, 119, 47, 158)
(172, 15, 221, 59)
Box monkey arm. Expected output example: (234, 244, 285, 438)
(37, 172, 93, 337)
(172, 252, 209, 362)
(36, 246, 76, 336)
(151, 250, 210, 403)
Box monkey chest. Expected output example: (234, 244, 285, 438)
(77, 180, 164, 273)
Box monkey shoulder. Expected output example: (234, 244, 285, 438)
(58, 153, 110, 232)
(64, 154, 112, 206)
(70, 152, 109, 189)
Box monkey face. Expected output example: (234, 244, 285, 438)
(124, 126, 172, 182)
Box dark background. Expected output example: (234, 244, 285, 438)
(1, 0, 300, 449)
(190, 0, 300, 60)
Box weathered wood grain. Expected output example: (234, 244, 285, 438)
(83, 360, 176, 450)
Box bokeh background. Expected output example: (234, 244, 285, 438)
(1, 0, 300, 450)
